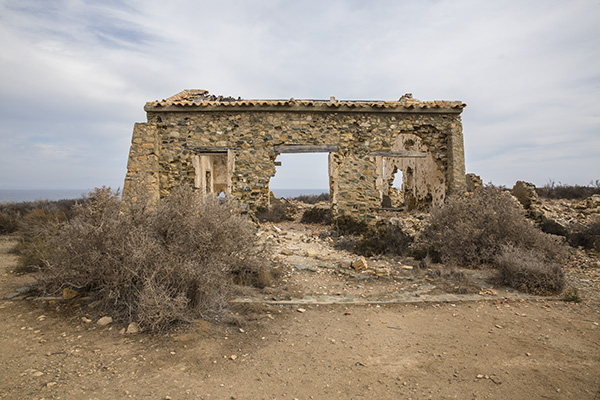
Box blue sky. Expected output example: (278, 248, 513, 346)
(0, 0, 598, 190)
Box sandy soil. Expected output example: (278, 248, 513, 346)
(1, 229, 599, 400)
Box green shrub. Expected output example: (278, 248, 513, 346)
(37, 186, 270, 332)
(301, 207, 332, 225)
(494, 245, 565, 294)
(420, 185, 564, 266)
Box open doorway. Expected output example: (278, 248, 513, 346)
(269, 153, 330, 201)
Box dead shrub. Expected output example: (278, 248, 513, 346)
(353, 221, 413, 257)
(536, 180, 600, 199)
(420, 185, 564, 266)
(494, 245, 565, 294)
(256, 197, 296, 222)
(568, 217, 600, 251)
(37, 186, 270, 332)
(291, 193, 330, 204)
(301, 207, 332, 225)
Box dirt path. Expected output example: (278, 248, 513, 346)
(1, 235, 599, 399)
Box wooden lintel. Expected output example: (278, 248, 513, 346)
(185, 146, 241, 153)
(274, 145, 338, 153)
(369, 150, 427, 158)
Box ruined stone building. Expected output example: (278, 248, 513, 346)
(123, 90, 466, 219)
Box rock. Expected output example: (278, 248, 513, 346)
(81, 317, 92, 324)
(97, 316, 113, 327)
(305, 249, 320, 258)
(15, 286, 32, 293)
(126, 322, 140, 334)
(400, 265, 413, 270)
(512, 181, 539, 210)
(294, 265, 316, 272)
(230, 355, 237, 360)
(339, 260, 353, 269)
(3, 292, 20, 300)
(352, 256, 368, 271)
(280, 249, 294, 255)
(466, 173, 483, 192)
(32, 371, 44, 377)
(62, 288, 79, 300)
(297, 308, 306, 313)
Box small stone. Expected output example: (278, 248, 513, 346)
(81, 317, 92, 324)
(476, 374, 485, 379)
(32, 371, 44, 377)
(305, 249, 319, 258)
(47, 382, 57, 387)
(352, 256, 368, 271)
(297, 308, 306, 313)
(97, 316, 113, 327)
(281, 249, 294, 255)
(400, 265, 413, 270)
(126, 322, 140, 334)
(62, 288, 79, 300)
(495, 324, 503, 329)
(230, 355, 237, 360)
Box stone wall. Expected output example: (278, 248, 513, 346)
(123, 90, 467, 219)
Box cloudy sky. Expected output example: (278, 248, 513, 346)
(0, 0, 598, 192)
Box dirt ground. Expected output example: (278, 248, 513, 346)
(1, 223, 600, 400)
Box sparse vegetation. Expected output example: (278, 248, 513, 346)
(256, 197, 296, 222)
(0, 199, 79, 235)
(536, 180, 600, 199)
(34, 186, 270, 332)
(301, 206, 332, 225)
(568, 217, 600, 251)
(290, 192, 330, 204)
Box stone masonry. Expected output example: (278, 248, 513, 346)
(123, 90, 467, 219)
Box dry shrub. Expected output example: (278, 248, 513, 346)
(291, 193, 330, 204)
(0, 198, 78, 236)
(494, 245, 565, 294)
(420, 185, 564, 266)
(536, 180, 600, 199)
(568, 217, 600, 251)
(256, 197, 296, 222)
(301, 207, 332, 225)
(353, 221, 413, 257)
(37, 186, 270, 332)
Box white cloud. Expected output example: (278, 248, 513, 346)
(0, 0, 598, 190)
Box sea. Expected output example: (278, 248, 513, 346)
(0, 189, 92, 203)
(0, 188, 329, 203)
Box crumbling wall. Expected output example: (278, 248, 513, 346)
(123, 91, 466, 219)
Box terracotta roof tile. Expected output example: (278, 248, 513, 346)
(146, 90, 466, 111)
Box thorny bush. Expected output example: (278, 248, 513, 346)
(36, 186, 271, 332)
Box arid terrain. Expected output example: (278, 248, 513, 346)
(1, 206, 599, 400)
